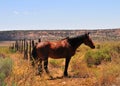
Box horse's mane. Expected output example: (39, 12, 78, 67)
(68, 34, 86, 41)
(67, 34, 86, 48)
(60, 37, 69, 40)
(60, 34, 86, 41)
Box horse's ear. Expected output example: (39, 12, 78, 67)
(66, 37, 69, 39)
(88, 32, 90, 35)
(85, 32, 90, 36)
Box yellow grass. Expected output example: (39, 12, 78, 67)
(0, 41, 120, 86)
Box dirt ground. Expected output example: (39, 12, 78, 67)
(5, 52, 99, 86)
(1, 41, 119, 86)
(0, 41, 14, 46)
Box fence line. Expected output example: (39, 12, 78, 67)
(10, 38, 41, 61)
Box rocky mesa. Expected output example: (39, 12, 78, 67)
(0, 29, 120, 41)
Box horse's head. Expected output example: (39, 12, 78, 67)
(83, 32, 95, 49)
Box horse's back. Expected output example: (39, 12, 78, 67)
(49, 39, 74, 58)
(36, 41, 50, 59)
(36, 39, 74, 59)
(36, 41, 50, 48)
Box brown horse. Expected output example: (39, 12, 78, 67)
(32, 33, 95, 77)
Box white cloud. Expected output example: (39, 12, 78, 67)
(13, 11, 19, 15)
(13, 10, 30, 15)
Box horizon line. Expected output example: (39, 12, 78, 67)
(0, 28, 120, 31)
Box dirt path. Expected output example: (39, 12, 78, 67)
(6, 53, 98, 86)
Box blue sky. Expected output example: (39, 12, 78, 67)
(0, 0, 120, 31)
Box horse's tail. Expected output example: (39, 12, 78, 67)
(32, 46, 37, 60)
(31, 46, 37, 67)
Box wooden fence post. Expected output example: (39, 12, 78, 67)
(24, 39, 26, 59)
(18, 40, 20, 52)
(22, 39, 24, 53)
(20, 39, 22, 53)
(32, 40, 34, 48)
(24, 41, 28, 59)
(13, 43, 15, 50)
(15, 40, 18, 51)
(29, 39, 32, 60)
(38, 38, 41, 43)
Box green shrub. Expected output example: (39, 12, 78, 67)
(85, 42, 120, 67)
(0, 57, 13, 86)
(85, 48, 111, 67)
(112, 43, 120, 53)
(49, 59, 64, 68)
(9, 49, 17, 53)
(0, 47, 10, 54)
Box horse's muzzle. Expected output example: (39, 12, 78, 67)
(92, 46, 95, 49)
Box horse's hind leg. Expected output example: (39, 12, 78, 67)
(37, 59, 43, 76)
(44, 59, 49, 73)
(44, 58, 53, 79)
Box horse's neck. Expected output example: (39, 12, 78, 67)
(68, 36, 84, 50)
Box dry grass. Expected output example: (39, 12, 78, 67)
(0, 41, 14, 47)
(0, 41, 120, 86)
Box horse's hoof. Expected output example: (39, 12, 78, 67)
(48, 76, 54, 80)
(63, 75, 71, 78)
(35, 72, 42, 76)
(63, 74, 68, 77)
(35, 72, 40, 76)
(31, 61, 35, 66)
(49, 75, 54, 80)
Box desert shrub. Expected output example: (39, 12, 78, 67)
(0, 47, 9, 53)
(85, 42, 120, 67)
(9, 48, 16, 53)
(84, 42, 120, 85)
(96, 44, 101, 49)
(0, 57, 13, 86)
(111, 42, 120, 53)
(85, 48, 111, 67)
(49, 59, 64, 68)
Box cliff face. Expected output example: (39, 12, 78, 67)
(0, 29, 120, 41)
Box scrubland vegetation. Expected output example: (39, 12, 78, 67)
(85, 42, 120, 66)
(0, 47, 13, 86)
(0, 41, 120, 86)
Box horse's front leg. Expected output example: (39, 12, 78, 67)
(64, 57, 71, 77)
